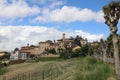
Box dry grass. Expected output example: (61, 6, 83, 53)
(107, 77, 115, 80)
(2, 62, 48, 79)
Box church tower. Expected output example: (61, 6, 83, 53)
(62, 33, 65, 42)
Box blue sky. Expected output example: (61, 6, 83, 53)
(0, 0, 120, 51)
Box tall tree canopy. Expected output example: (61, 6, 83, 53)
(103, 1, 120, 80)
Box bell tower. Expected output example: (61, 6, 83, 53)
(63, 33, 65, 42)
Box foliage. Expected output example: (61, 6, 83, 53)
(0, 52, 10, 60)
(107, 35, 114, 57)
(60, 48, 73, 59)
(0, 68, 5, 75)
(88, 47, 94, 56)
(103, 1, 120, 79)
(80, 44, 89, 56)
(45, 48, 57, 54)
(76, 56, 115, 80)
(60, 44, 94, 59)
(72, 48, 81, 57)
(74, 35, 82, 46)
(9, 60, 25, 65)
(36, 57, 63, 62)
(103, 1, 120, 28)
(0, 62, 5, 75)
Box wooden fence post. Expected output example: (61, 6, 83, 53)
(29, 72, 31, 80)
(42, 70, 44, 80)
(51, 68, 52, 80)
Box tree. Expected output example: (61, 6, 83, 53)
(103, 1, 120, 80)
(49, 48, 56, 54)
(0, 52, 10, 60)
(107, 35, 114, 58)
(80, 44, 89, 56)
(72, 48, 81, 57)
(60, 48, 72, 59)
(100, 39, 108, 62)
(74, 35, 82, 46)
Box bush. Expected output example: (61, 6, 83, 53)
(0, 68, 5, 75)
(76, 57, 115, 80)
(9, 60, 25, 65)
(36, 57, 63, 62)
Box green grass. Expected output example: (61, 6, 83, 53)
(76, 56, 115, 80)
(9, 60, 25, 65)
(0, 63, 5, 75)
(0, 68, 5, 75)
(36, 57, 64, 62)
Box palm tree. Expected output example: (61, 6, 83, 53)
(103, 1, 120, 80)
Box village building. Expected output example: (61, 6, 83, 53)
(38, 40, 59, 54)
(10, 33, 88, 60)
(10, 48, 19, 60)
(19, 44, 40, 59)
(57, 33, 87, 51)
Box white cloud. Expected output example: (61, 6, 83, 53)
(0, 26, 104, 51)
(95, 11, 105, 22)
(34, 6, 104, 23)
(0, 26, 61, 51)
(76, 30, 104, 42)
(0, 0, 40, 19)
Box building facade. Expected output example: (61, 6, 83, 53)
(16, 33, 88, 59)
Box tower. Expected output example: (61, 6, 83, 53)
(63, 33, 65, 42)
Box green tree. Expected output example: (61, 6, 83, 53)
(0, 52, 10, 60)
(103, 1, 120, 80)
(60, 48, 72, 59)
(72, 48, 81, 57)
(49, 48, 56, 54)
(74, 35, 82, 46)
(80, 44, 89, 56)
(100, 39, 108, 62)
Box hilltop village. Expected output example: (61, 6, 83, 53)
(10, 33, 88, 60)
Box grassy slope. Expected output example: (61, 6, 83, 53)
(0, 57, 115, 80)
(36, 57, 63, 62)
(76, 57, 115, 80)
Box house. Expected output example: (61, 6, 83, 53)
(10, 48, 19, 60)
(19, 44, 38, 59)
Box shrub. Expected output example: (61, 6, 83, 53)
(0, 68, 5, 75)
(36, 57, 63, 62)
(76, 57, 115, 80)
(9, 60, 25, 65)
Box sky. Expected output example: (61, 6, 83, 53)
(0, 0, 120, 51)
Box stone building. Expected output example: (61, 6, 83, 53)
(20, 44, 41, 58)
(17, 33, 88, 59)
(57, 33, 74, 49)
(38, 40, 59, 54)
